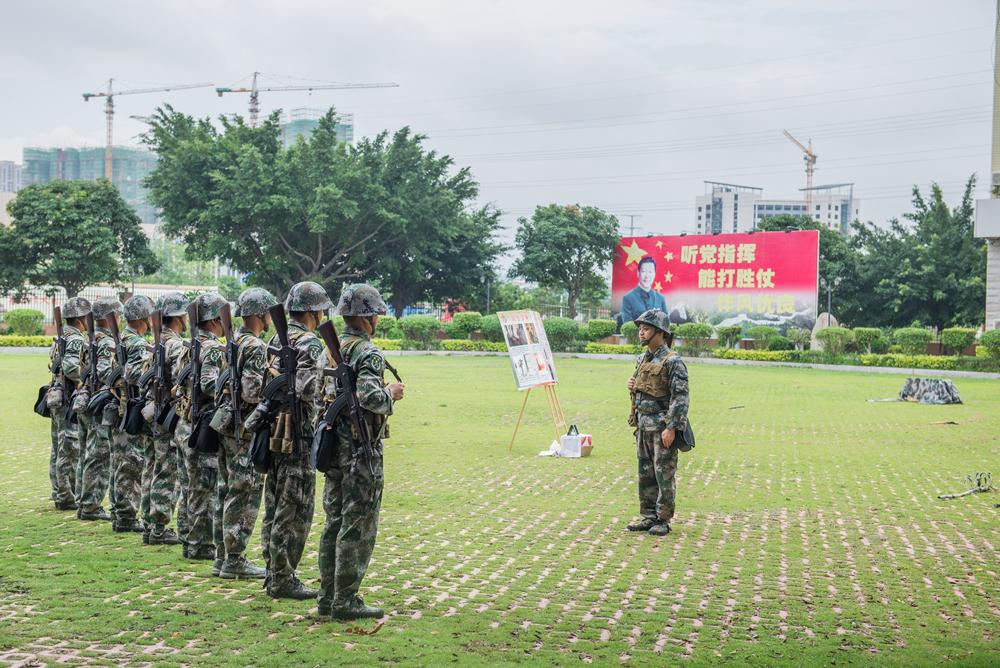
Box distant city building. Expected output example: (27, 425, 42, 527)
(695, 181, 859, 235)
(0, 192, 14, 226)
(21, 146, 159, 225)
(280, 107, 354, 147)
(0, 160, 22, 193)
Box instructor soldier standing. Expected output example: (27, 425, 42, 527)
(625, 309, 690, 537)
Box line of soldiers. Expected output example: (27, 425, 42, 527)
(42, 281, 405, 620)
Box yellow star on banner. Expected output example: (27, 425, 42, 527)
(654, 282, 663, 291)
(620, 240, 646, 266)
(655, 240, 664, 249)
(663, 251, 675, 262)
(663, 271, 673, 283)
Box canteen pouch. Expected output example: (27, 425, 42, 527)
(156, 403, 180, 434)
(674, 421, 695, 452)
(209, 401, 233, 434)
(46, 385, 63, 409)
(86, 389, 113, 417)
(101, 398, 120, 427)
(121, 397, 145, 435)
(141, 401, 156, 423)
(34, 385, 52, 417)
(188, 410, 220, 454)
(311, 421, 338, 473)
(250, 422, 273, 474)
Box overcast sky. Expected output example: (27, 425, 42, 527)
(2, 0, 995, 240)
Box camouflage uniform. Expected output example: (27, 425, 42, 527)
(317, 284, 395, 619)
(214, 288, 276, 579)
(78, 297, 123, 520)
(48, 297, 92, 508)
(260, 282, 330, 599)
(175, 293, 226, 560)
(147, 292, 190, 543)
(111, 295, 154, 532)
(629, 310, 689, 532)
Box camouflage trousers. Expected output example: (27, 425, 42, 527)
(261, 453, 315, 590)
(318, 438, 384, 608)
(139, 431, 156, 526)
(52, 411, 81, 506)
(179, 419, 219, 553)
(214, 434, 264, 559)
(175, 440, 190, 540)
(78, 413, 112, 514)
(636, 429, 678, 523)
(147, 426, 182, 528)
(110, 426, 143, 524)
(48, 417, 59, 501)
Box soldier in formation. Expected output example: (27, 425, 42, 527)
(39, 282, 405, 621)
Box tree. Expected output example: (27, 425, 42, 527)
(509, 204, 619, 318)
(0, 180, 158, 297)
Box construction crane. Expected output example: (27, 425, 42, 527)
(215, 72, 399, 127)
(783, 130, 818, 214)
(83, 79, 214, 180)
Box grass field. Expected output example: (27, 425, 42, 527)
(0, 353, 997, 667)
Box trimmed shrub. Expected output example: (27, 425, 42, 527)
(980, 329, 1000, 359)
(585, 342, 642, 355)
(675, 322, 714, 357)
(786, 327, 812, 351)
(894, 327, 933, 355)
(0, 335, 54, 347)
(746, 325, 778, 348)
(713, 348, 796, 362)
(941, 327, 976, 355)
(543, 317, 580, 352)
(451, 311, 483, 338)
(441, 339, 508, 352)
(586, 318, 617, 341)
(815, 326, 854, 356)
(371, 338, 402, 351)
(3, 308, 44, 336)
(375, 315, 402, 340)
(480, 314, 504, 342)
(852, 327, 882, 354)
(766, 335, 794, 351)
(715, 325, 742, 349)
(620, 321, 639, 344)
(398, 315, 442, 349)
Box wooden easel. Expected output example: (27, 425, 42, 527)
(507, 382, 567, 453)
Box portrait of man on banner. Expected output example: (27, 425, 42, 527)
(619, 256, 667, 325)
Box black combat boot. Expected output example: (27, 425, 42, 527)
(626, 517, 657, 532)
(219, 556, 267, 580)
(148, 525, 182, 545)
(267, 576, 319, 600)
(79, 508, 112, 521)
(648, 522, 671, 536)
(330, 595, 384, 620)
(54, 500, 78, 511)
(187, 545, 216, 561)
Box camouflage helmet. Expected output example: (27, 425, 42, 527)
(61, 297, 92, 319)
(336, 284, 388, 317)
(633, 308, 671, 334)
(235, 287, 278, 317)
(123, 295, 155, 322)
(285, 281, 333, 312)
(194, 292, 228, 322)
(155, 291, 189, 317)
(91, 297, 123, 320)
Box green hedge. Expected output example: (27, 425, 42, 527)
(980, 329, 1000, 358)
(766, 335, 794, 351)
(440, 339, 507, 352)
(715, 325, 742, 349)
(815, 326, 854, 356)
(3, 308, 45, 336)
(543, 317, 579, 352)
(398, 315, 442, 348)
(941, 327, 976, 355)
(451, 312, 483, 338)
(712, 347, 1000, 371)
(713, 348, 797, 362)
(585, 342, 642, 355)
(480, 314, 504, 342)
(0, 335, 54, 347)
(894, 327, 933, 355)
(372, 338, 402, 350)
(585, 319, 617, 341)
(852, 327, 882, 354)
(620, 321, 639, 344)
(374, 316, 402, 340)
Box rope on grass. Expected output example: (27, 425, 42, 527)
(937, 472, 994, 500)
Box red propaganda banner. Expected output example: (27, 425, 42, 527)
(611, 230, 819, 331)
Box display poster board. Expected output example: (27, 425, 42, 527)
(612, 230, 819, 332)
(497, 310, 557, 390)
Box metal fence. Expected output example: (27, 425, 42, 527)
(1, 284, 218, 324)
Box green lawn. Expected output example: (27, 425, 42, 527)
(0, 353, 997, 666)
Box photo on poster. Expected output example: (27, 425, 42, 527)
(497, 310, 558, 390)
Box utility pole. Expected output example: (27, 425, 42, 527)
(622, 214, 643, 237)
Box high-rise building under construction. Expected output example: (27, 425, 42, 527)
(21, 146, 158, 225)
(280, 107, 354, 147)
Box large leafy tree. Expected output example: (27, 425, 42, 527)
(509, 204, 619, 318)
(0, 179, 158, 297)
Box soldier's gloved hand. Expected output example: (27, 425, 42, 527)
(389, 382, 405, 401)
(661, 428, 675, 448)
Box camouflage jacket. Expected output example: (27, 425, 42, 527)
(160, 326, 188, 372)
(122, 326, 151, 394)
(48, 325, 86, 395)
(631, 343, 689, 432)
(234, 326, 268, 405)
(197, 332, 226, 408)
(337, 326, 394, 437)
(266, 320, 327, 440)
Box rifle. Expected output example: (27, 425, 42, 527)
(219, 303, 243, 438)
(54, 306, 69, 401)
(151, 310, 171, 419)
(85, 312, 97, 395)
(187, 301, 203, 422)
(269, 304, 300, 448)
(106, 309, 127, 396)
(317, 320, 375, 476)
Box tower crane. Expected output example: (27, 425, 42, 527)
(83, 79, 214, 180)
(215, 72, 399, 127)
(783, 130, 818, 215)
